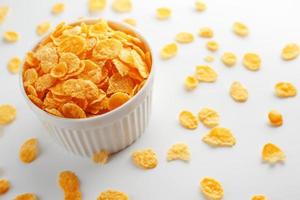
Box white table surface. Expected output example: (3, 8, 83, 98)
(1, 0, 300, 199)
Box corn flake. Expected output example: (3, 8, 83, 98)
(7, 57, 21, 74)
(195, 0, 206, 12)
(160, 43, 178, 59)
(0, 104, 16, 125)
(175, 32, 194, 43)
(108, 92, 130, 110)
(14, 193, 38, 200)
(4, 31, 20, 43)
(198, 108, 220, 128)
(243, 53, 261, 71)
(50, 62, 68, 78)
(62, 103, 86, 118)
(112, 0, 132, 13)
(0, 6, 9, 24)
(123, 18, 137, 26)
(221, 52, 236, 67)
(167, 143, 191, 162)
(179, 110, 198, 130)
(262, 143, 285, 163)
(0, 179, 10, 195)
(132, 148, 158, 169)
(252, 195, 268, 200)
(268, 110, 283, 126)
(184, 75, 198, 90)
(202, 127, 236, 147)
(97, 190, 129, 200)
(206, 41, 218, 52)
(59, 170, 80, 192)
(19, 138, 39, 164)
(195, 65, 218, 82)
(275, 82, 297, 98)
(200, 177, 224, 200)
(52, 3, 65, 15)
(233, 22, 249, 37)
(156, 7, 171, 20)
(36, 22, 51, 36)
(58, 35, 86, 55)
(199, 27, 213, 38)
(230, 81, 248, 102)
(281, 43, 299, 60)
(34, 74, 56, 92)
(93, 150, 110, 164)
(89, 0, 106, 12)
(93, 38, 123, 60)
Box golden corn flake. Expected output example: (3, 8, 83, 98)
(268, 110, 283, 126)
(243, 53, 261, 71)
(0, 6, 9, 24)
(156, 7, 171, 20)
(93, 150, 110, 164)
(281, 43, 299, 60)
(93, 38, 122, 60)
(262, 143, 285, 163)
(14, 193, 38, 200)
(160, 43, 178, 59)
(36, 21, 51, 36)
(97, 190, 129, 200)
(19, 138, 39, 163)
(7, 57, 21, 74)
(175, 32, 194, 43)
(0, 179, 10, 195)
(167, 143, 191, 162)
(252, 195, 268, 200)
(195, 65, 218, 82)
(233, 22, 249, 37)
(179, 110, 198, 129)
(59, 170, 80, 192)
(0, 104, 16, 125)
(89, 0, 106, 12)
(198, 108, 220, 128)
(206, 41, 218, 52)
(58, 35, 86, 55)
(200, 177, 224, 200)
(275, 82, 297, 98)
(202, 127, 236, 147)
(132, 148, 158, 169)
(204, 55, 214, 63)
(199, 27, 213, 38)
(108, 92, 130, 110)
(123, 18, 137, 26)
(62, 103, 86, 118)
(230, 81, 248, 102)
(184, 75, 198, 90)
(4, 31, 20, 43)
(221, 52, 236, 67)
(195, 0, 206, 12)
(112, 0, 132, 13)
(52, 3, 65, 15)
(50, 62, 68, 78)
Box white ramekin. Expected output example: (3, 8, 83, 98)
(19, 20, 154, 157)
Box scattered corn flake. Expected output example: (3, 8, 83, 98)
(7, 57, 21, 74)
(202, 127, 236, 147)
(195, 0, 206, 12)
(262, 143, 285, 163)
(62, 103, 87, 118)
(204, 55, 214, 63)
(52, 3, 65, 15)
(89, 0, 106, 12)
(252, 195, 268, 200)
(184, 75, 198, 90)
(3, 31, 20, 43)
(195, 65, 218, 82)
(123, 18, 137, 26)
(0, 104, 16, 125)
(156, 7, 171, 20)
(13, 193, 38, 200)
(112, 0, 132, 13)
(233, 22, 249, 37)
(198, 108, 220, 128)
(108, 92, 130, 110)
(167, 143, 191, 162)
(230, 81, 248, 102)
(0, 179, 10, 195)
(268, 110, 283, 126)
(175, 32, 194, 43)
(59, 170, 80, 192)
(281, 43, 299, 60)
(221, 52, 236, 67)
(275, 82, 297, 98)
(179, 110, 198, 129)
(19, 138, 39, 164)
(200, 177, 224, 200)
(243, 53, 261, 71)
(199, 27, 213, 38)
(132, 148, 158, 169)
(97, 190, 129, 200)
(160, 43, 178, 59)
(36, 21, 51, 36)
(0, 6, 9, 24)
(206, 41, 218, 52)
(93, 150, 110, 164)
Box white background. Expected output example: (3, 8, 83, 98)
(1, 0, 300, 199)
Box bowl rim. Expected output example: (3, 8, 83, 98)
(19, 19, 154, 123)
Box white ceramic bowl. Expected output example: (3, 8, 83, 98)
(20, 20, 154, 157)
